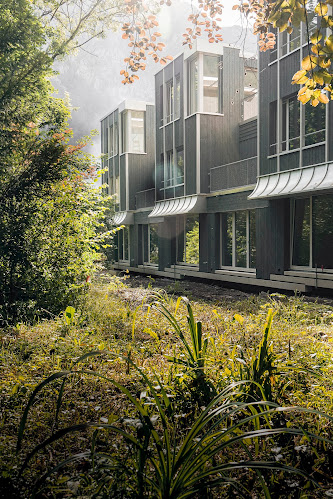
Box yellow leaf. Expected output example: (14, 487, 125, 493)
(302, 55, 317, 71)
(318, 92, 329, 103)
(311, 98, 319, 106)
(313, 71, 324, 85)
(292, 69, 308, 84)
(298, 87, 312, 104)
(234, 314, 244, 325)
(315, 2, 328, 15)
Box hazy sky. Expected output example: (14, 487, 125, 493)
(53, 0, 256, 159)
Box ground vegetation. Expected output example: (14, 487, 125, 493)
(1, 274, 332, 497)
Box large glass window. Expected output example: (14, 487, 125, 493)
(235, 211, 247, 268)
(281, 25, 300, 55)
(165, 150, 174, 188)
(160, 85, 164, 126)
(292, 195, 333, 269)
(220, 210, 256, 269)
(175, 148, 184, 185)
(175, 75, 181, 119)
(282, 95, 300, 151)
(220, 213, 233, 266)
(188, 57, 198, 115)
(292, 198, 310, 267)
(149, 224, 159, 264)
(166, 79, 174, 124)
(114, 121, 118, 155)
(304, 102, 325, 146)
(269, 101, 277, 155)
(108, 125, 113, 157)
(121, 110, 145, 153)
(119, 226, 130, 262)
(313, 195, 333, 269)
(164, 149, 184, 188)
(177, 215, 199, 264)
(203, 55, 220, 113)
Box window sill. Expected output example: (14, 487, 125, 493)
(185, 112, 224, 120)
(278, 46, 301, 61)
(279, 147, 300, 156)
(159, 117, 181, 129)
(216, 267, 256, 273)
(120, 152, 147, 156)
(303, 141, 325, 150)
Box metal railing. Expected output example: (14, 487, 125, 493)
(210, 156, 257, 193)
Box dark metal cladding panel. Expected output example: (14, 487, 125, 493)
(134, 211, 151, 224)
(280, 152, 299, 171)
(303, 144, 325, 167)
(164, 123, 173, 152)
(158, 218, 176, 271)
(239, 118, 257, 159)
(259, 52, 277, 176)
(119, 155, 126, 212)
(115, 154, 119, 177)
(174, 54, 184, 149)
(210, 157, 257, 192)
(129, 224, 138, 267)
(256, 200, 290, 279)
(199, 213, 218, 273)
(200, 114, 224, 193)
(174, 118, 183, 149)
(146, 104, 156, 168)
(207, 191, 269, 213)
(185, 115, 197, 195)
(329, 102, 333, 162)
(164, 61, 173, 82)
(155, 71, 164, 157)
(174, 54, 183, 76)
(280, 51, 300, 98)
(101, 118, 107, 155)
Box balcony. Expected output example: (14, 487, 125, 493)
(135, 188, 155, 209)
(210, 156, 257, 193)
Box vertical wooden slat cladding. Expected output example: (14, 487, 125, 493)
(146, 104, 156, 168)
(280, 51, 300, 98)
(200, 115, 224, 193)
(185, 115, 197, 195)
(329, 102, 333, 162)
(280, 151, 299, 172)
(127, 104, 155, 211)
(207, 191, 268, 213)
(164, 123, 173, 152)
(174, 119, 183, 149)
(239, 118, 257, 159)
(128, 154, 154, 210)
(164, 62, 173, 83)
(256, 200, 289, 279)
(303, 145, 325, 167)
(259, 56, 278, 176)
(119, 155, 126, 211)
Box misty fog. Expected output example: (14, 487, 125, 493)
(52, 1, 257, 159)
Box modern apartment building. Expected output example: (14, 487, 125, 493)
(249, 16, 333, 291)
(103, 32, 333, 293)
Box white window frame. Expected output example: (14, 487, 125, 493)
(120, 110, 146, 154)
(119, 226, 130, 263)
(219, 211, 256, 271)
(176, 216, 200, 266)
(281, 95, 300, 153)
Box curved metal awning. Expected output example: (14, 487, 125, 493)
(249, 163, 333, 200)
(112, 211, 134, 225)
(148, 195, 207, 219)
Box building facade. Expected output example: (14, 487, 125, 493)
(103, 33, 333, 293)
